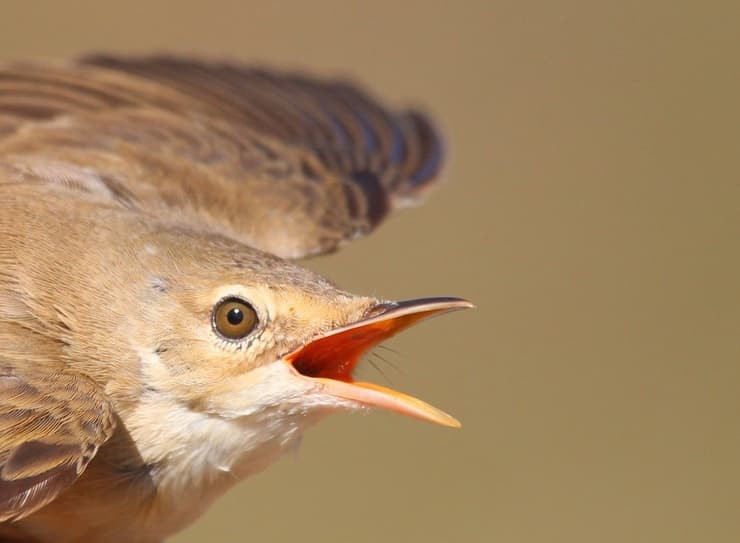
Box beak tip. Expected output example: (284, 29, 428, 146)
(430, 297, 476, 312)
(446, 417, 463, 429)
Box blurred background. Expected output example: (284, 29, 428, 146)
(2, 1, 738, 542)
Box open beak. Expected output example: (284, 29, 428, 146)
(284, 297, 473, 428)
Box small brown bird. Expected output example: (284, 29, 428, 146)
(0, 55, 470, 542)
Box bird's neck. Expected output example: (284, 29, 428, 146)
(114, 387, 312, 541)
(13, 388, 315, 543)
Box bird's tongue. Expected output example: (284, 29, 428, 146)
(284, 297, 472, 427)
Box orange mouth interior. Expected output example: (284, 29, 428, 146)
(283, 297, 471, 427)
(286, 308, 432, 382)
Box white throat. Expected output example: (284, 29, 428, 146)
(122, 358, 354, 540)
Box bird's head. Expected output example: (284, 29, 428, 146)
(121, 231, 469, 441)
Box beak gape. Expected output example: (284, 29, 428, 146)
(285, 297, 473, 427)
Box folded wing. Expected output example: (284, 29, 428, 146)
(0, 327, 115, 521)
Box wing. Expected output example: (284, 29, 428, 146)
(0, 325, 115, 522)
(0, 55, 445, 259)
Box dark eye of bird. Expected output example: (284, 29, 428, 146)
(227, 307, 243, 325)
(213, 297, 258, 340)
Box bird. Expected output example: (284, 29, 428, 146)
(0, 55, 471, 543)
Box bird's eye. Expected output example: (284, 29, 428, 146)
(213, 297, 258, 340)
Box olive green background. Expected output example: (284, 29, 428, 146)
(2, 1, 738, 542)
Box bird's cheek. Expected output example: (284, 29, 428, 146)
(201, 360, 318, 419)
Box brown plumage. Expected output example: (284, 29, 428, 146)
(0, 55, 468, 542)
(0, 55, 442, 258)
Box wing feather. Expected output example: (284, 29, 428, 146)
(0, 56, 446, 258)
(0, 368, 114, 522)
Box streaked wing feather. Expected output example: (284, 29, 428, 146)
(0, 370, 114, 522)
(0, 56, 445, 259)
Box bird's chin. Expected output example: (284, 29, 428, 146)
(282, 297, 473, 428)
